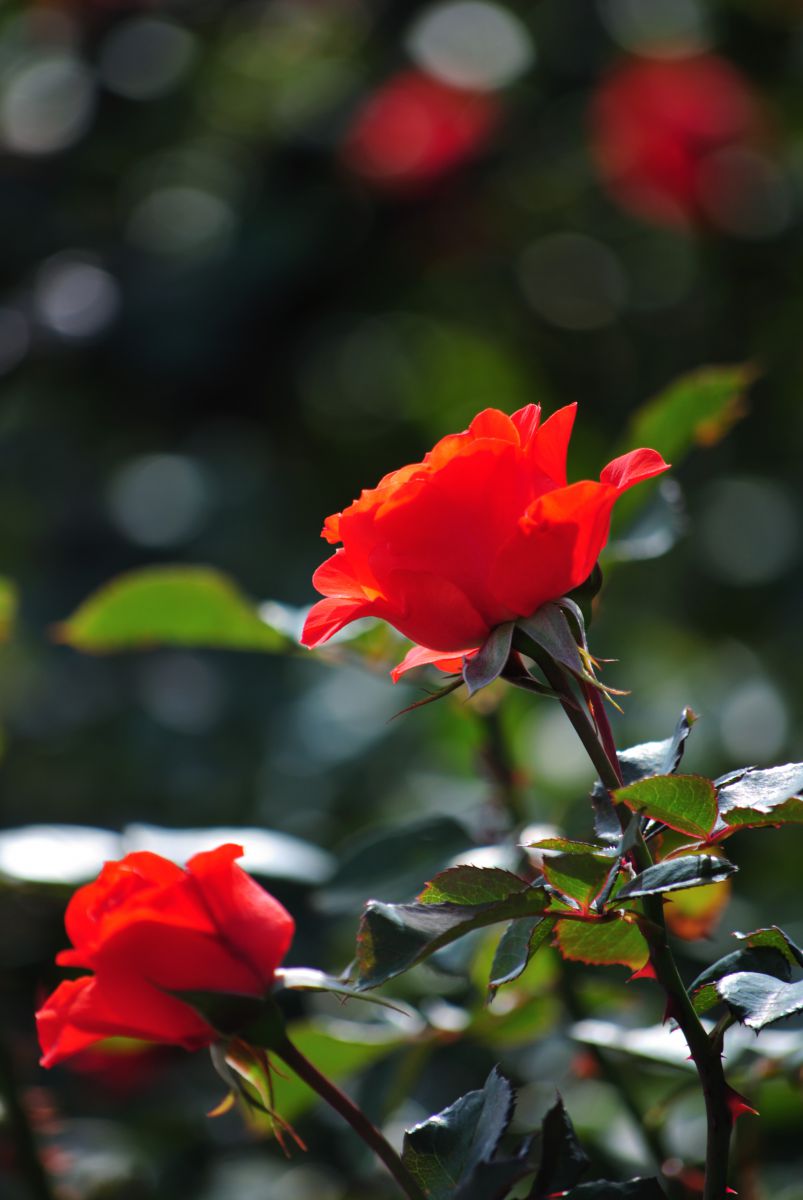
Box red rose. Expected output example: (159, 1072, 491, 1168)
(301, 404, 668, 675)
(342, 69, 499, 190)
(36, 844, 294, 1068)
(590, 55, 761, 227)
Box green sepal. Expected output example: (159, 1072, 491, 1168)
(463, 622, 515, 697)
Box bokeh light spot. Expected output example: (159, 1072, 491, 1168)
(127, 186, 236, 256)
(99, 17, 196, 102)
(107, 453, 209, 547)
(406, 1, 533, 91)
(696, 477, 800, 586)
(518, 233, 627, 330)
(1, 54, 95, 156)
(720, 678, 788, 761)
(597, 0, 711, 57)
(35, 255, 121, 340)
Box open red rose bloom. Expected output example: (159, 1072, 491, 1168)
(36, 844, 294, 1068)
(301, 404, 669, 677)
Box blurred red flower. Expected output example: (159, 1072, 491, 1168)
(36, 844, 294, 1067)
(301, 404, 668, 675)
(342, 69, 499, 189)
(590, 55, 762, 227)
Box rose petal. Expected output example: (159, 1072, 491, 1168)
(390, 643, 476, 683)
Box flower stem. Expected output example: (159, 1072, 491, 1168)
(273, 1033, 427, 1200)
(518, 638, 733, 1199)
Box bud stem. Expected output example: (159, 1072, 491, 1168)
(273, 1033, 427, 1200)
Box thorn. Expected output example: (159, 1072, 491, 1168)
(628, 959, 657, 982)
(726, 1085, 759, 1122)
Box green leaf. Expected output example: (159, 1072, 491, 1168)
(617, 709, 696, 785)
(620, 363, 753, 474)
(734, 926, 803, 968)
(555, 918, 649, 971)
(355, 888, 549, 989)
(489, 916, 557, 995)
(716, 973, 803, 1032)
(616, 854, 736, 900)
(531, 1096, 590, 1196)
(463, 622, 514, 697)
(717, 763, 803, 816)
(402, 1067, 514, 1200)
(614, 775, 717, 839)
(527, 838, 612, 856)
(720, 796, 803, 833)
(690, 946, 792, 1008)
(319, 817, 473, 914)
(592, 710, 697, 844)
(419, 866, 529, 907)
(542, 852, 612, 910)
(54, 566, 290, 653)
(563, 1181, 667, 1198)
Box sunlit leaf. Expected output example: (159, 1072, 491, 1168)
(734, 926, 803, 968)
(555, 917, 649, 971)
(690, 946, 792, 1016)
(419, 866, 529, 906)
(717, 973, 803, 1032)
(54, 566, 291, 653)
(719, 796, 803, 834)
(615, 775, 717, 839)
(542, 852, 611, 910)
(716, 763, 803, 816)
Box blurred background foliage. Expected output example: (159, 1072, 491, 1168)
(1, 0, 803, 1197)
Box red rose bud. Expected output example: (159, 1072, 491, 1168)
(590, 55, 761, 227)
(36, 845, 294, 1068)
(341, 69, 499, 190)
(301, 404, 668, 677)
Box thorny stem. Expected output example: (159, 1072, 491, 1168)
(518, 637, 734, 1200)
(559, 968, 682, 1198)
(273, 1034, 427, 1200)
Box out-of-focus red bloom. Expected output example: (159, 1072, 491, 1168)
(590, 55, 762, 227)
(36, 845, 294, 1068)
(301, 404, 668, 676)
(342, 69, 499, 190)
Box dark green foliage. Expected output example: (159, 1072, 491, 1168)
(402, 1068, 515, 1200)
(355, 887, 549, 989)
(616, 854, 736, 900)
